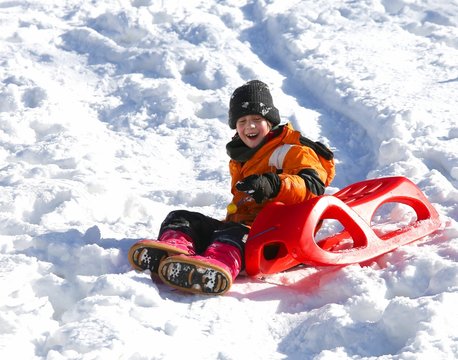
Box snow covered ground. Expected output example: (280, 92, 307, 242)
(1, 0, 457, 359)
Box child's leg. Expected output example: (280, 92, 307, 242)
(158, 209, 225, 253)
(128, 230, 195, 273)
(159, 222, 249, 295)
(128, 210, 220, 273)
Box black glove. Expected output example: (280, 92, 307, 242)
(235, 173, 281, 204)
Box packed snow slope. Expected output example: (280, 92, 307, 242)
(1, 0, 457, 359)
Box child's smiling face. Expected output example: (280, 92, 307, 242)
(236, 115, 272, 148)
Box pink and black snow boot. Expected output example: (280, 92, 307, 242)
(158, 241, 242, 295)
(128, 230, 195, 274)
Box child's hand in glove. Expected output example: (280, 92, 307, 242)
(235, 173, 281, 204)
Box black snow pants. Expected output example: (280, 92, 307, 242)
(159, 210, 249, 260)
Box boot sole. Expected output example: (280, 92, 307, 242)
(128, 240, 189, 272)
(158, 256, 232, 295)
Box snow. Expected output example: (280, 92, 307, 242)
(0, 0, 457, 359)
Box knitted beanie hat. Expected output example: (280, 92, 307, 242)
(228, 80, 281, 129)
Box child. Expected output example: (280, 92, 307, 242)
(128, 80, 335, 295)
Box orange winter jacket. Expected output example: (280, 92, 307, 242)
(225, 123, 335, 226)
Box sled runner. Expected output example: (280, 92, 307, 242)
(245, 176, 441, 276)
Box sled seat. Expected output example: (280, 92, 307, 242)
(245, 176, 441, 276)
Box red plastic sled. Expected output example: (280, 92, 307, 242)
(245, 176, 441, 276)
